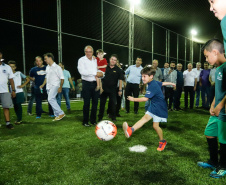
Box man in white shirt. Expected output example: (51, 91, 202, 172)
(40, 53, 65, 121)
(77, 45, 103, 127)
(0, 51, 16, 129)
(183, 63, 197, 109)
(192, 62, 203, 108)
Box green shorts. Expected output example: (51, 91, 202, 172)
(204, 116, 226, 144)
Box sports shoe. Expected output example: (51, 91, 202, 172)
(27, 113, 33, 116)
(6, 124, 14, 129)
(197, 162, 215, 169)
(36, 116, 41, 119)
(83, 123, 91, 127)
(122, 122, 132, 138)
(52, 114, 65, 121)
(157, 140, 167, 151)
(210, 167, 226, 178)
(15, 121, 22, 125)
(49, 115, 55, 118)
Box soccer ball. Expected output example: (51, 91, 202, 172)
(95, 120, 117, 141)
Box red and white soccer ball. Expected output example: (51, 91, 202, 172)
(95, 120, 117, 141)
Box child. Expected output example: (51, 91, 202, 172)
(95, 49, 107, 94)
(197, 39, 226, 178)
(122, 66, 176, 151)
(8, 61, 30, 125)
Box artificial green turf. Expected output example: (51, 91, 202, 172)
(0, 101, 225, 185)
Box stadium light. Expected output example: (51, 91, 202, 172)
(191, 29, 197, 36)
(129, 0, 141, 5)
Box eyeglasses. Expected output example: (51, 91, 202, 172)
(85, 51, 93, 53)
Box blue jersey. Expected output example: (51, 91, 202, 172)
(29, 66, 47, 89)
(145, 80, 168, 118)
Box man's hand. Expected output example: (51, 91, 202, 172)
(58, 87, 62, 93)
(96, 72, 103, 78)
(211, 82, 215, 86)
(194, 86, 196, 91)
(40, 85, 44, 89)
(118, 91, 122, 96)
(72, 87, 75, 91)
(173, 86, 176, 91)
(210, 106, 215, 116)
(11, 91, 16, 98)
(199, 83, 202, 87)
(127, 96, 134, 101)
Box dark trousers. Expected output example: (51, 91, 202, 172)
(27, 86, 35, 114)
(173, 86, 183, 109)
(34, 87, 53, 117)
(116, 88, 123, 115)
(14, 103, 22, 121)
(210, 85, 215, 106)
(165, 87, 174, 109)
(184, 86, 194, 108)
(99, 91, 117, 120)
(82, 80, 99, 124)
(125, 82, 140, 112)
(201, 85, 210, 108)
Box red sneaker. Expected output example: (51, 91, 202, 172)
(123, 122, 132, 138)
(157, 140, 167, 151)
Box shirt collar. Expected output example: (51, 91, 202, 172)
(85, 55, 95, 61)
(49, 62, 56, 67)
(0, 62, 5, 66)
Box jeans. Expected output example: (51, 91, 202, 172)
(82, 80, 99, 124)
(125, 82, 140, 113)
(27, 86, 35, 114)
(57, 88, 71, 110)
(201, 85, 210, 108)
(184, 86, 194, 108)
(173, 86, 183, 109)
(194, 83, 201, 106)
(34, 87, 54, 117)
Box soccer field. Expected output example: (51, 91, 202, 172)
(0, 101, 225, 185)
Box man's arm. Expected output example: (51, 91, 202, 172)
(58, 79, 64, 93)
(194, 78, 197, 91)
(162, 82, 176, 87)
(69, 78, 75, 91)
(9, 78, 16, 98)
(118, 80, 122, 96)
(18, 77, 30, 88)
(127, 96, 148, 102)
(199, 77, 202, 87)
(77, 59, 96, 76)
(40, 79, 47, 89)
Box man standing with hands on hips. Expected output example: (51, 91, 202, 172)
(40, 53, 65, 121)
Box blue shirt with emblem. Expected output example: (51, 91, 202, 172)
(145, 80, 168, 118)
(29, 66, 47, 89)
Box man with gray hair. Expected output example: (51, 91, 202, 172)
(152, 59, 163, 82)
(77, 45, 103, 127)
(164, 61, 177, 111)
(192, 62, 202, 108)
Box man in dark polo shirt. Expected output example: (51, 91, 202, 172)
(98, 54, 124, 121)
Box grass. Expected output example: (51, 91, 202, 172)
(0, 100, 225, 185)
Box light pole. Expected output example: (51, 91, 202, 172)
(190, 29, 197, 64)
(128, 0, 140, 66)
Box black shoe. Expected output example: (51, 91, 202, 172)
(83, 123, 91, 127)
(91, 123, 97, 126)
(178, 107, 183, 110)
(134, 111, 138, 114)
(116, 114, 121, 117)
(174, 108, 179, 111)
(168, 108, 173, 111)
(126, 111, 130, 114)
(6, 124, 14, 129)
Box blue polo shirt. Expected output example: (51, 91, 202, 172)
(29, 66, 47, 89)
(62, 69, 71, 88)
(125, 65, 143, 84)
(145, 80, 168, 118)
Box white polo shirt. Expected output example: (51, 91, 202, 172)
(13, 71, 27, 93)
(0, 62, 14, 93)
(183, 70, 197, 87)
(45, 62, 64, 90)
(192, 68, 203, 82)
(77, 56, 97, 82)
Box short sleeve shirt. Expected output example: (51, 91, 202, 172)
(215, 62, 226, 121)
(62, 69, 71, 88)
(0, 62, 14, 93)
(145, 80, 168, 118)
(29, 66, 47, 89)
(96, 57, 108, 72)
(13, 71, 27, 93)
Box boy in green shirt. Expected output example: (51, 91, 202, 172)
(197, 38, 226, 178)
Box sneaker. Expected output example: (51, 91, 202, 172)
(27, 113, 33, 116)
(36, 116, 41, 119)
(210, 167, 226, 178)
(83, 123, 91, 127)
(52, 114, 65, 121)
(197, 162, 215, 169)
(15, 121, 22, 125)
(6, 124, 14, 129)
(157, 140, 167, 151)
(122, 122, 132, 138)
(49, 115, 55, 118)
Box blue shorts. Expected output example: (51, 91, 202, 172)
(145, 111, 167, 123)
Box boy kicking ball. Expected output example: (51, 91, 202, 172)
(197, 39, 226, 178)
(123, 66, 176, 151)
